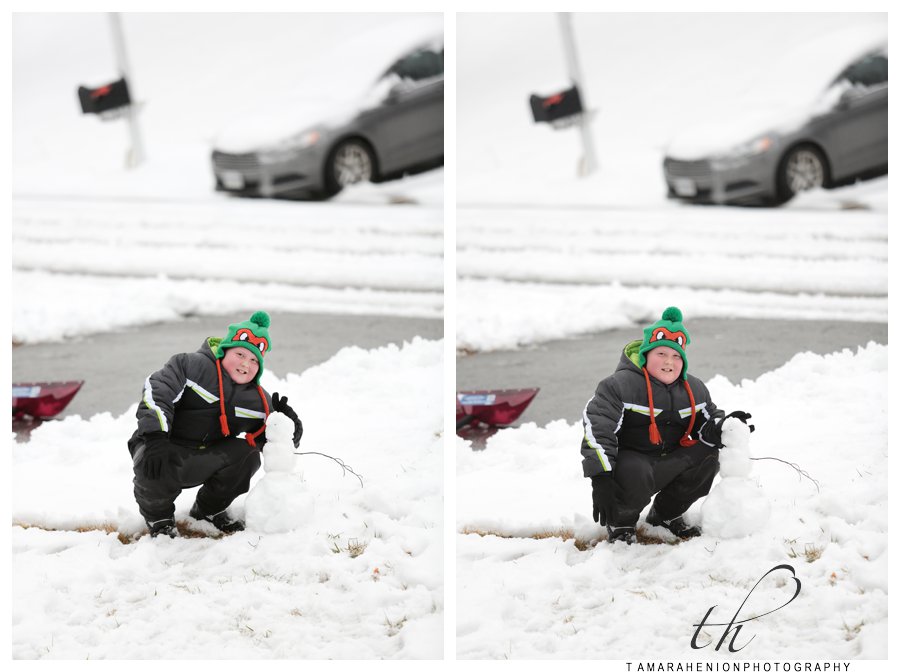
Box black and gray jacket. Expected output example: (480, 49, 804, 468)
(580, 340, 722, 477)
(131, 338, 271, 449)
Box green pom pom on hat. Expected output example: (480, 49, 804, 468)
(216, 311, 272, 382)
(638, 306, 691, 378)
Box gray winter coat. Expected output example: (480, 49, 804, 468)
(132, 338, 271, 449)
(580, 340, 722, 477)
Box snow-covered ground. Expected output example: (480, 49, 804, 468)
(13, 337, 443, 659)
(457, 342, 887, 659)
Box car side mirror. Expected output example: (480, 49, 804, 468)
(384, 82, 404, 103)
(835, 88, 857, 109)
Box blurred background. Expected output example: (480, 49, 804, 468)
(14, 12, 443, 200)
(455, 12, 887, 431)
(12, 12, 444, 424)
(457, 12, 885, 207)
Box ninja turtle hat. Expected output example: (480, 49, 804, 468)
(637, 306, 691, 379)
(216, 311, 271, 382)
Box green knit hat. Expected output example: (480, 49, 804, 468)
(216, 311, 271, 382)
(637, 306, 691, 379)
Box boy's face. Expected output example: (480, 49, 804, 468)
(645, 346, 683, 385)
(221, 346, 260, 385)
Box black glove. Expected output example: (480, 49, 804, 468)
(591, 475, 622, 525)
(140, 432, 181, 480)
(272, 392, 303, 448)
(700, 411, 755, 448)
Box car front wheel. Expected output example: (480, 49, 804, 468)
(324, 139, 375, 196)
(777, 145, 827, 203)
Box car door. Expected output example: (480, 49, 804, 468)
(817, 51, 888, 180)
(359, 45, 444, 174)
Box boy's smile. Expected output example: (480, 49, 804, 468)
(645, 346, 683, 385)
(222, 346, 260, 384)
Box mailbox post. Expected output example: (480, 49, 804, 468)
(76, 13, 144, 168)
(528, 13, 598, 177)
(558, 13, 597, 176)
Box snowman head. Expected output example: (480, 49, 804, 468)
(265, 411, 295, 448)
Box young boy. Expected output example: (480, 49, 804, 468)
(127, 311, 303, 538)
(580, 307, 753, 545)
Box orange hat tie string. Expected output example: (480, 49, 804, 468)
(679, 379, 699, 447)
(245, 386, 270, 449)
(642, 367, 663, 445)
(215, 358, 231, 437)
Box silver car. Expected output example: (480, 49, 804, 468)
(663, 43, 887, 206)
(212, 37, 443, 199)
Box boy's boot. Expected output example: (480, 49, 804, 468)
(646, 505, 701, 539)
(606, 525, 636, 545)
(147, 518, 179, 538)
(190, 501, 245, 533)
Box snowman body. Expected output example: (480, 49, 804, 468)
(244, 412, 314, 533)
(701, 418, 770, 538)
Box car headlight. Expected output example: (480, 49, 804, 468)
(710, 135, 775, 170)
(258, 130, 321, 164)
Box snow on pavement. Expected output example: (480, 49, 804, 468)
(12, 337, 443, 659)
(457, 182, 887, 352)
(456, 342, 887, 659)
(12, 177, 444, 345)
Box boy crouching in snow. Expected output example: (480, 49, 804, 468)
(580, 307, 754, 545)
(127, 311, 303, 538)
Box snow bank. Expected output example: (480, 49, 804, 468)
(457, 192, 886, 352)
(12, 189, 444, 344)
(456, 342, 887, 659)
(12, 337, 443, 659)
(457, 279, 886, 353)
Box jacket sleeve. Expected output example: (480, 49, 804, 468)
(136, 354, 190, 437)
(580, 376, 625, 477)
(693, 378, 726, 447)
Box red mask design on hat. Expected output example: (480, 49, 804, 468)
(652, 327, 687, 347)
(233, 328, 269, 356)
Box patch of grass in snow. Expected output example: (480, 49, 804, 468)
(328, 533, 369, 558)
(460, 525, 678, 549)
(13, 520, 222, 544)
(249, 567, 297, 584)
(786, 542, 825, 563)
(842, 620, 864, 640)
(385, 614, 408, 636)
(461, 526, 595, 550)
(14, 521, 133, 545)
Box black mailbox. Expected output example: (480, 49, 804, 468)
(78, 78, 131, 115)
(530, 85, 583, 124)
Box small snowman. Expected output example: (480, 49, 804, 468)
(701, 417, 771, 538)
(244, 411, 314, 533)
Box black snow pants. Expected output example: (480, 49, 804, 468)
(612, 443, 719, 527)
(129, 435, 261, 524)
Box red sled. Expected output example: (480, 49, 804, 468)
(12, 381, 84, 419)
(456, 388, 539, 434)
